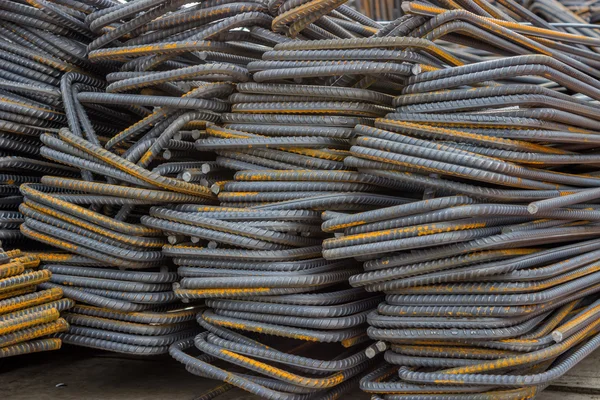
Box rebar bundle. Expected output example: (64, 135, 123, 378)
(0, 0, 129, 249)
(15, 163, 212, 354)
(0, 248, 71, 358)
(353, 0, 402, 21)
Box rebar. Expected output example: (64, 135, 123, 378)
(2, 0, 600, 398)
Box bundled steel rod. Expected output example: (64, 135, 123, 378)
(63, 0, 400, 394)
(0, 0, 223, 355)
(0, 248, 71, 358)
(1, 0, 600, 398)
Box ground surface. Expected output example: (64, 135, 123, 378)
(2, 345, 599, 399)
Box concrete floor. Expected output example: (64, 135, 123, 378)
(1, 345, 599, 399)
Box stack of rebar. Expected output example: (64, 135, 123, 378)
(3, 0, 600, 397)
(52, 296, 201, 355)
(0, 0, 230, 355)
(353, 0, 402, 22)
(537, 0, 600, 26)
(17, 173, 210, 354)
(0, 0, 137, 250)
(148, 64, 416, 397)
(149, 203, 382, 397)
(0, 248, 72, 359)
(318, 1, 600, 397)
(65, 1, 397, 392)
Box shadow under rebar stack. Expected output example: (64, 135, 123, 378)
(3, 0, 600, 398)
